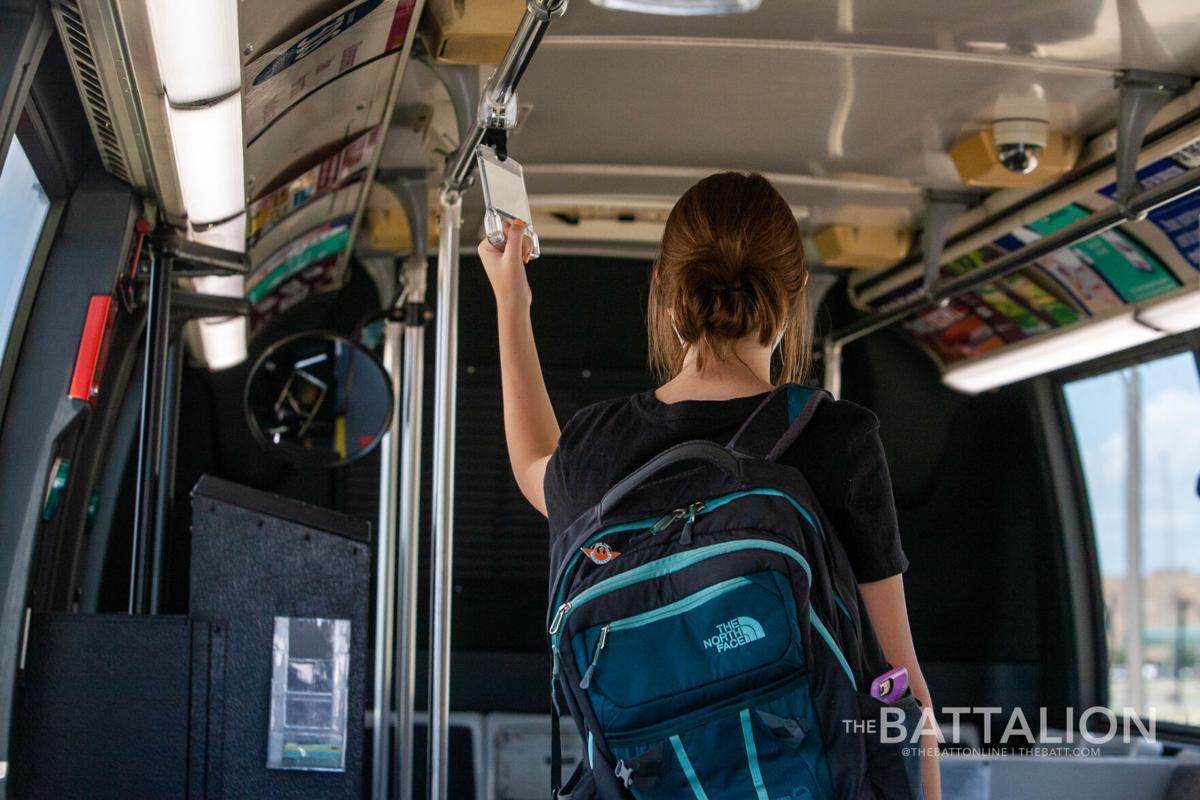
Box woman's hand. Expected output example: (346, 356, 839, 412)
(860, 575, 941, 800)
(478, 220, 533, 310)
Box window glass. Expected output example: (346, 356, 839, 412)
(0, 136, 51, 362)
(1065, 351, 1200, 726)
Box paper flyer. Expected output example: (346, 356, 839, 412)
(1023, 204, 1179, 303)
(247, 128, 380, 247)
(1097, 142, 1200, 273)
(247, 215, 354, 305)
(943, 247, 1056, 339)
(250, 257, 346, 333)
(1003, 273, 1080, 328)
(243, 0, 416, 142)
(901, 298, 1006, 364)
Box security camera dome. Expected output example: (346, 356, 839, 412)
(996, 142, 1042, 174)
(992, 93, 1050, 175)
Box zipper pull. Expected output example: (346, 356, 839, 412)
(549, 601, 571, 636)
(651, 508, 685, 534)
(579, 624, 609, 690)
(679, 501, 705, 545)
(550, 650, 563, 716)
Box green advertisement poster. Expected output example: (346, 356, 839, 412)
(1027, 204, 1179, 303)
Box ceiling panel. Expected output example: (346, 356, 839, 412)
(520, 164, 926, 231)
(514, 41, 1119, 187)
(546, 0, 1200, 74)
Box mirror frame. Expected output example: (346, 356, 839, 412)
(243, 329, 394, 469)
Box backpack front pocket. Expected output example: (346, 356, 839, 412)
(570, 569, 805, 735)
(606, 677, 833, 800)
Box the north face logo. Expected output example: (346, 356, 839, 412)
(702, 616, 765, 652)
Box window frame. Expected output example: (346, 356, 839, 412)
(1050, 327, 1200, 745)
(0, 113, 66, 434)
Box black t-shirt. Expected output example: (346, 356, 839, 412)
(544, 388, 908, 584)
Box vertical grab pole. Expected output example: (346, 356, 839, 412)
(395, 180, 429, 800)
(372, 281, 403, 800)
(1124, 367, 1145, 715)
(129, 248, 172, 614)
(395, 258, 426, 800)
(822, 338, 843, 400)
(428, 192, 462, 800)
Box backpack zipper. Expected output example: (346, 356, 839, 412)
(579, 624, 608, 690)
(650, 508, 686, 534)
(605, 669, 807, 748)
(551, 538, 857, 690)
(550, 488, 851, 632)
(577, 576, 753, 691)
(679, 502, 705, 545)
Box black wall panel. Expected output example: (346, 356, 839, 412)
(12, 614, 193, 799)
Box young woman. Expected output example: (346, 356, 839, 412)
(478, 171, 941, 799)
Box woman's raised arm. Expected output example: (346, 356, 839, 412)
(477, 221, 559, 516)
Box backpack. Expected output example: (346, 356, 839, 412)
(547, 384, 926, 800)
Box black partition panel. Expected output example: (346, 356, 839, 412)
(190, 476, 371, 800)
(12, 614, 195, 799)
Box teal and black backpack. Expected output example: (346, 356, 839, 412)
(547, 385, 925, 799)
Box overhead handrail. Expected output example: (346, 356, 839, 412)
(824, 165, 1200, 349)
(441, 0, 567, 197)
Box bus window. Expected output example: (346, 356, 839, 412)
(1064, 351, 1200, 727)
(0, 135, 50, 367)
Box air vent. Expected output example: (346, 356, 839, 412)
(51, 0, 131, 183)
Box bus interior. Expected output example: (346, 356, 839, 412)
(1, 0, 1199, 798)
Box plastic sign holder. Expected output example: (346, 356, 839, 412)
(476, 144, 540, 260)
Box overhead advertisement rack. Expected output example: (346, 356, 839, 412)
(837, 86, 1200, 391)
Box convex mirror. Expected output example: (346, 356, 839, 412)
(245, 331, 392, 468)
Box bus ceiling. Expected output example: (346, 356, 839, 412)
(38, 0, 1200, 395)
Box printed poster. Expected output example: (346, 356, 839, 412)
(994, 228, 1124, 314)
(1096, 142, 1200, 273)
(250, 257, 345, 333)
(943, 252, 1027, 343)
(246, 214, 354, 305)
(901, 298, 1006, 364)
(247, 128, 380, 247)
(242, 0, 416, 142)
(870, 277, 1007, 364)
(1004, 273, 1080, 327)
(1024, 204, 1179, 303)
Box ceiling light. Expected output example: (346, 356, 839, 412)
(191, 274, 247, 370)
(145, 0, 244, 228)
(589, 0, 761, 15)
(188, 214, 246, 254)
(165, 94, 245, 227)
(144, 0, 240, 105)
(195, 315, 247, 371)
(1136, 288, 1200, 334)
(942, 313, 1163, 394)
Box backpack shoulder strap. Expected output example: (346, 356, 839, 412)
(726, 383, 829, 462)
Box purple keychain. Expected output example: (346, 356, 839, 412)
(870, 665, 909, 703)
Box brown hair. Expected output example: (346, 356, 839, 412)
(648, 172, 811, 383)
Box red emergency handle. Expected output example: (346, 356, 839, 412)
(69, 295, 116, 404)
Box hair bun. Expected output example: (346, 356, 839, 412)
(648, 171, 810, 381)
